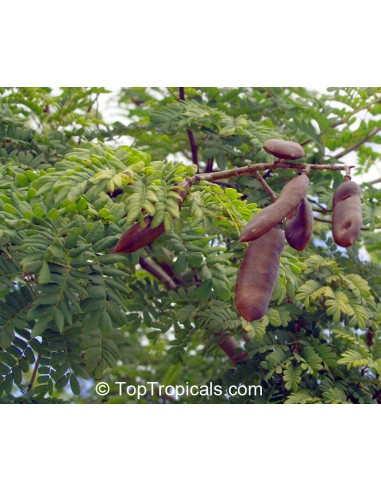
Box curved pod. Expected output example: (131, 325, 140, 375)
(263, 139, 305, 160)
(332, 180, 362, 248)
(239, 173, 310, 242)
(114, 180, 190, 254)
(285, 197, 313, 251)
(235, 227, 285, 322)
(113, 217, 165, 253)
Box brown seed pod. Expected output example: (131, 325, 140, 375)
(239, 173, 310, 242)
(235, 227, 285, 322)
(113, 217, 165, 253)
(285, 197, 313, 251)
(114, 180, 190, 254)
(263, 139, 305, 160)
(332, 180, 362, 247)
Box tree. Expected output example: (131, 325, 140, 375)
(0, 86, 380, 404)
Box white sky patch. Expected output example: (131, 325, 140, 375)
(96, 87, 381, 186)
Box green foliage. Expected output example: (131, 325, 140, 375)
(1, 87, 381, 404)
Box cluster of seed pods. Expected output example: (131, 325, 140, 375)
(235, 139, 361, 322)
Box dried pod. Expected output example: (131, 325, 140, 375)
(235, 227, 285, 322)
(114, 217, 165, 254)
(285, 197, 313, 251)
(239, 173, 309, 242)
(114, 180, 190, 254)
(332, 180, 362, 247)
(263, 139, 305, 160)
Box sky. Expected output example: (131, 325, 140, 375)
(96, 87, 381, 187)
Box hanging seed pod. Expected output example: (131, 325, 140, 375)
(114, 181, 190, 254)
(113, 217, 165, 254)
(332, 179, 362, 247)
(263, 139, 305, 160)
(285, 197, 313, 251)
(235, 226, 285, 322)
(239, 173, 309, 242)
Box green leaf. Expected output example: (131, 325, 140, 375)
(4, 374, 13, 394)
(70, 374, 81, 395)
(284, 364, 302, 392)
(323, 388, 349, 404)
(196, 280, 212, 301)
(211, 278, 231, 301)
(338, 349, 368, 369)
(14, 174, 30, 187)
(100, 312, 113, 337)
(31, 317, 50, 337)
(38, 262, 51, 284)
(0, 352, 15, 367)
(87, 221, 105, 244)
(54, 309, 65, 333)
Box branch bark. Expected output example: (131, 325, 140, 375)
(139, 257, 177, 290)
(190, 161, 353, 185)
(331, 97, 381, 129)
(179, 87, 199, 167)
(334, 127, 380, 160)
(206, 158, 214, 173)
(139, 256, 246, 364)
(301, 96, 381, 146)
(28, 353, 41, 391)
(367, 176, 381, 186)
(253, 170, 277, 202)
(313, 216, 369, 230)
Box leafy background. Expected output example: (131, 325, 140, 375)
(0, 87, 380, 403)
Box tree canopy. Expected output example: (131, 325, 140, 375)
(0, 86, 380, 404)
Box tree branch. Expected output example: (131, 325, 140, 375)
(28, 353, 41, 391)
(331, 97, 381, 129)
(139, 256, 246, 364)
(217, 335, 248, 365)
(206, 158, 214, 173)
(139, 257, 177, 290)
(314, 217, 332, 224)
(301, 96, 381, 146)
(187, 130, 199, 166)
(308, 196, 331, 213)
(190, 161, 353, 185)
(366, 176, 381, 186)
(252, 170, 277, 202)
(334, 127, 381, 160)
(179, 87, 199, 168)
(313, 216, 369, 230)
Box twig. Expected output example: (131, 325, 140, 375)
(28, 353, 41, 391)
(217, 334, 248, 365)
(139, 256, 246, 364)
(314, 217, 332, 224)
(312, 207, 330, 215)
(262, 169, 272, 180)
(367, 176, 381, 186)
(313, 217, 369, 230)
(187, 130, 198, 166)
(179, 87, 199, 168)
(242, 332, 251, 343)
(308, 196, 331, 213)
(139, 257, 177, 290)
(332, 97, 381, 129)
(253, 170, 277, 202)
(206, 158, 214, 173)
(301, 96, 381, 146)
(334, 127, 380, 160)
(190, 161, 353, 185)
